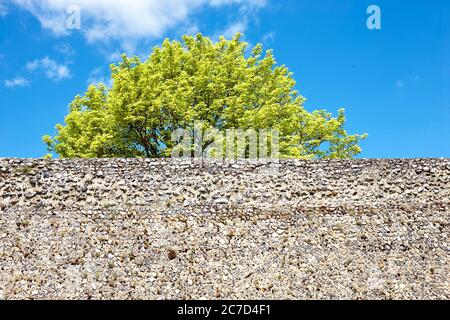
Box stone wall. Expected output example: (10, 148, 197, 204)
(0, 158, 449, 300)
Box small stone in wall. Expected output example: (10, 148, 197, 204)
(214, 198, 229, 205)
(168, 250, 177, 260)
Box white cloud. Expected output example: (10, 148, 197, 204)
(4, 77, 30, 88)
(12, 0, 266, 47)
(26, 57, 71, 81)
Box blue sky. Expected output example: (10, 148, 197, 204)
(0, 0, 449, 158)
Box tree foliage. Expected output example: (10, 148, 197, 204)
(44, 33, 366, 159)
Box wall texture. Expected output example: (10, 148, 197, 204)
(0, 158, 449, 300)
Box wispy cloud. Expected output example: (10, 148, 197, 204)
(395, 73, 420, 89)
(54, 43, 75, 57)
(87, 67, 112, 87)
(4, 77, 30, 88)
(222, 20, 248, 38)
(408, 73, 420, 82)
(0, 1, 7, 17)
(211, 0, 266, 42)
(395, 80, 404, 88)
(11, 0, 267, 50)
(262, 31, 275, 44)
(26, 57, 71, 81)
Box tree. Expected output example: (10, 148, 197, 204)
(43, 33, 367, 159)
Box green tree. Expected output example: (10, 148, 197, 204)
(44, 33, 366, 159)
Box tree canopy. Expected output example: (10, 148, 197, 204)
(44, 33, 366, 159)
